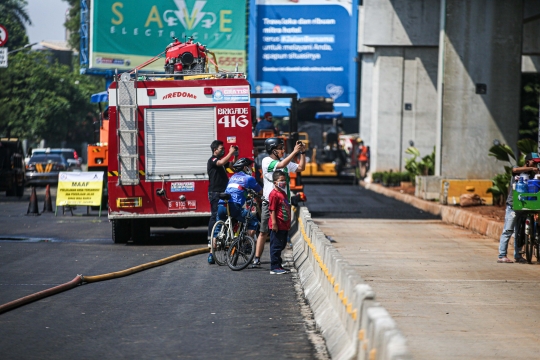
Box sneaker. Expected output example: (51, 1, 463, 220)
(515, 257, 528, 264)
(251, 259, 261, 268)
(207, 253, 215, 264)
(270, 268, 288, 275)
(280, 266, 291, 273)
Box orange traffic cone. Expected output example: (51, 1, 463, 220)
(42, 184, 53, 213)
(26, 187, 40, 216)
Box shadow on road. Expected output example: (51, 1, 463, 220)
(303, 184, 439, 220)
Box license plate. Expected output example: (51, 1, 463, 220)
(168, 200, 196, 211)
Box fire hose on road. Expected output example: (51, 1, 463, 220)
(0, 247, 209, 315)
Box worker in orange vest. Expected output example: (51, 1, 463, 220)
(356, 138, 370, 180)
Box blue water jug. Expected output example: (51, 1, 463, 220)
(527, 179, 540, 200)
(517, 178, 527, 195)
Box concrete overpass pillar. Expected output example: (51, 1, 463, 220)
(359, 0, 440, 173)
(437, 0, 523, 178)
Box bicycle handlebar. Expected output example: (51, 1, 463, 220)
(246, 188, 262, 199)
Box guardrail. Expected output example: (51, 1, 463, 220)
(291, 207, 412, 360)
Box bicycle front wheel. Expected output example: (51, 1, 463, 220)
(525, 216, 534, 264)
(211, 220, 230, 266)
(525, 231, 534, 263)
(227, 235, 256, 271)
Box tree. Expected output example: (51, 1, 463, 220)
(0, 0, 31, 49)
(0, 51, 102, 146)
(63, 0, 80, 51)
(520, 73, 540, 139)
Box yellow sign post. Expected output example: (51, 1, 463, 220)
(56, 172, 104, 216)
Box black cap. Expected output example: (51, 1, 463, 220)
(525, 153, 536, 161)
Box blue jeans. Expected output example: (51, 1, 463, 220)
(498, 205, 523, 259)
(270, 230, 288, 270)
(214, 203, 258, 238)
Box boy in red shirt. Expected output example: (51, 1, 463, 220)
(268, 170, 292, 275)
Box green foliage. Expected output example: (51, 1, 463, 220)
(0, 0, 31, 49)
(62, 0, 80, 51)
(488, 139, 538, 168)
(520, 74, 540, 138)
(487, 173, 512, 206)
(488, 144, 515, 163)
(0, 51, 103, 146)
(404, 147, 435, 180)
(372, 171, 410, 187)
(517, 138, 538, 157)
(487, 140, 538, 205)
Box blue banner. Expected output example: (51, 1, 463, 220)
(249, 0, 358, 118)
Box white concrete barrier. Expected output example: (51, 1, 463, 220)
(291, 207, 412, 360)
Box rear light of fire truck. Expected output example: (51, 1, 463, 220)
(204, 87, 213, 95)
(147, 89, 156, 96)
(116, 197, 143, 208)
(174, 63, 183, 72)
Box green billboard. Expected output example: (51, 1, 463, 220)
(90, 0, 247, 72)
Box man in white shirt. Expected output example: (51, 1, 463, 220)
(252, 137, 306, 268)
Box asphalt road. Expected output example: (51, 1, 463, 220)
(302, 182, 439, 220)
(0, 187, 320, 360)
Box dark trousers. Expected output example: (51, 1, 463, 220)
(207, 192, 221, 241)
(270, 230, 288, 270)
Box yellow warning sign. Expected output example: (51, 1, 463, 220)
(56, 172, 104, 206)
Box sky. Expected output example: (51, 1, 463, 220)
(26, 0, 69, 44)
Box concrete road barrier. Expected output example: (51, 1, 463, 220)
(291, 207, 412, 359)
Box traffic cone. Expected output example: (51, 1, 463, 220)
(26, 187, 40, 216)
(42, 184, 53, 213)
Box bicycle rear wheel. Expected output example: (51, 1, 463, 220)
(211, 220, 230, 266)
(227, 235, 256, 271)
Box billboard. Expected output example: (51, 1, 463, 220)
(89, 0, 247, 72)
(249, 0, 358, 118)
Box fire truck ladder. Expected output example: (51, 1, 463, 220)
(116, 72, 139, 185)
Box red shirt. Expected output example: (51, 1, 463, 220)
(268, 188, 291, 230)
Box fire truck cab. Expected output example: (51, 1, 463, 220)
(108, 72, 253, 243)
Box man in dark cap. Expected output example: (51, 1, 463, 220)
(254, 111, 277, 136)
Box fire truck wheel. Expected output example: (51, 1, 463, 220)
(131, 219, 150, 244)
(112, 219, 131, 244)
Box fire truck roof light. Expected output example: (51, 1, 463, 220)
(204, 87, 213, 95)
(147, 89, 156, 96)
(116, 197, 143, 208)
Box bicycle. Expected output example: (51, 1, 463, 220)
(210, 190, 259, 270)
(514, 191, 540, 264)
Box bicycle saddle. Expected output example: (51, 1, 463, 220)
(219, 193, 231, 200)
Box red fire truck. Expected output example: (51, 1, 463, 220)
(107, 70, 253, 243)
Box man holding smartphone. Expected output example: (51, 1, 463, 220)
(207, 140, 237, 264)
(251, 137, 306, 268)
